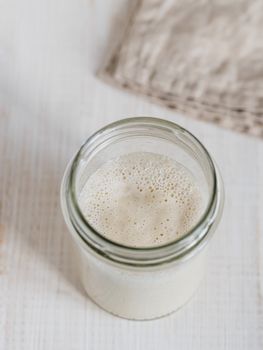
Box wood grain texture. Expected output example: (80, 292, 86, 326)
(100, 0, 263, 138)
(0, 0, 262, 349)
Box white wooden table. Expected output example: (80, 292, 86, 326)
(0, 0, 262, 348)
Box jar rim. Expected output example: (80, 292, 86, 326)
(62, 117, 223, 267)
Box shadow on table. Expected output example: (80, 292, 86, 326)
(1, 110, 88, 300)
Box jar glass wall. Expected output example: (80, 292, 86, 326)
(61, 117, 224, 320)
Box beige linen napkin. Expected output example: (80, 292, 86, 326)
(99, 0, 263, 138)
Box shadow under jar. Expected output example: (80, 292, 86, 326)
(61, 117, 224, 320)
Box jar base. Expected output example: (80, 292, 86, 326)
(83, 281, 202, 321)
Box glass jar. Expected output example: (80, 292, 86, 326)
(60, 117, 224, 320)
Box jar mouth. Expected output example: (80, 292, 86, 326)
(62, 117, 223, 266)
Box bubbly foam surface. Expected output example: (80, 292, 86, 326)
(78, 152, 204, 247)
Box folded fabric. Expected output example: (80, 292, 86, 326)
(99, 0, 263, 138)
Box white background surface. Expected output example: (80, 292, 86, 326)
(0, 0, 262, 348)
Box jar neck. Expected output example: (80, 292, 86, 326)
(62, 118, 224, 267)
